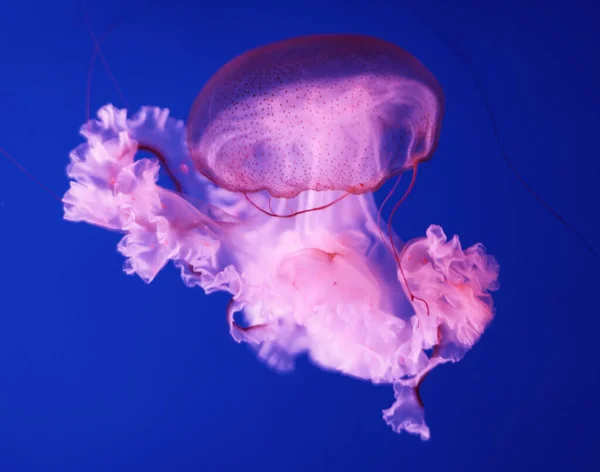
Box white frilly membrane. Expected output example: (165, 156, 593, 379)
(64, 105, 499, 440)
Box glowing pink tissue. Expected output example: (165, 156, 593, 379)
(64, 34, 498, 439)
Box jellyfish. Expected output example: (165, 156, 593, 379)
(63, 34, 499, 439)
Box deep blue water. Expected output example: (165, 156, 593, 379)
(1, 0, 598, 470)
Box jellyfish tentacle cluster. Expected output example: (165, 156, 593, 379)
(64, 34, 499, 439)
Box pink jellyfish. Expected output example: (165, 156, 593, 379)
(63, 34, 499, 439)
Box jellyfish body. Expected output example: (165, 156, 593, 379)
(64, 35, 498, 440)
(187, 34, 444, 197)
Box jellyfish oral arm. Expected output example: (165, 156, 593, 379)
(64, 104, 498, 440)
(63, 105, 226, 286)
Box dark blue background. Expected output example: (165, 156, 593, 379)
(1, 0, 598, 470)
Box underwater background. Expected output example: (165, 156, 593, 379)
(0, 0, 598, 470)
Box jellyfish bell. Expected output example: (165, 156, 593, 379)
(187, 34, 445, 199)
